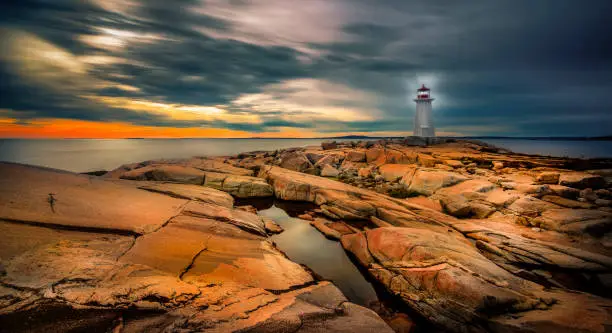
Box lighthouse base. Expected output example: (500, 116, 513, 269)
(414, 126, 435, 137)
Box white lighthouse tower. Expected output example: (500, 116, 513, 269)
(413, 84, 435, 137)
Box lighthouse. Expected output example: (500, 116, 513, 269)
(413, 84, 435, 137)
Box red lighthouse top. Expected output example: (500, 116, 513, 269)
(416, 84, 431, 99)
(417, 84, 430, 92)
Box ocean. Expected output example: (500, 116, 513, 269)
(1, 138, 611, 173)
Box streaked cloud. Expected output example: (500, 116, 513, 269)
(0, 0, 611, 137)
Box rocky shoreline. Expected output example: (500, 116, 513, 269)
(2, 137, 612, 332)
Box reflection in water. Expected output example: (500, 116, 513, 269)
(258, 204, 379, 307)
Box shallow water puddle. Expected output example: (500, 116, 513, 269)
(258, 204, 379, 307)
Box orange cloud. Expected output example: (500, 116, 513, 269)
(0, 118, 251, 138)
(0, 118, 467, 139)
(0, 118, 326, 138)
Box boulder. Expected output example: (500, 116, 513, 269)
(559, 172, 606, 189)
(405, 169, 468, 196)
(298, 213, 314, 221)
(366, 148, 386, 164)
(434, 163, 454, 171)
(222, 175, 274, 198)
(385, 150, 417, 164)
(305, 152, 326, 165)
(492, 161, 504, 170)
(532, 208, 612, 235)
(541, 195, 593, 209)
(326, 221, 357, 236)
(596, 189, 611, 199)
(314, 153, 344, 168)
(320, 164, 340, 177)
(339, 159, 367, 173)
(549, 185, 580, 199)
(580, 188, 599, 202)
(588, 169, 612, 187)
(378, 164, 416, 182)
(536, 172, 560, 184)
(262, 217, 284, 234)
(444, 159, 464, 168)
(358, 166, 375, 178)
(507, 196, 559, 217)
(416, 153, 437, 167)
(501, 182, 551, 196)
(484, 188, 520, 208)
(279, 151, 315, 174)
(321, 141, 338, 150)
(203, 171, 228, 188)
(199, 171, 274, 198)
(346, 150, 367, 162)
(311, 218, 343, 240)
(435, 179, 498, 218)
(386, 313, 415, 333)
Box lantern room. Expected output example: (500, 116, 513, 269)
(417, 84, 430, 99)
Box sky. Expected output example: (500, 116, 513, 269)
(0, 0, 611, 138)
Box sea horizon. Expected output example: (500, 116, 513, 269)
(2, 137, 612, 174)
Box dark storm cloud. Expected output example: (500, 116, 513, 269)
(0, 0, 611, 136)
(305, 0, 612, 135)
(0, 0, 311, 129)
(107, 37, 307, 105)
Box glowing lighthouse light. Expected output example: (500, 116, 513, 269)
(413, 84, 435, 137)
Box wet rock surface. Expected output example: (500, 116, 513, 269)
(3, 138, 612, 332)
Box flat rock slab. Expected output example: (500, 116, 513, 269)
(119, 213, 312, 291)
(117, 163, 273, 198)
(185, 158, 254, 176)
(183, 237, 314, 291)
(120, 164, 207, 184)
(405, 168, 468, 196)
(120, 219, 212, 276)
(0, 163, 393, 332)
(0, 220, 133, 263)
(0, 163, 186, 235)
(533, 208, 612, 235)
(183, 201, 267, 236)
(137, 182, 234, 208)
(559, 172, 606, 189)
